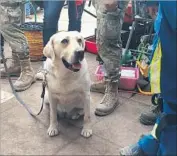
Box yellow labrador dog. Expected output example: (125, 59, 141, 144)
(42, 31, 92, 138)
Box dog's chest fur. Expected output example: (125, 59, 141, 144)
(55, 91, 86, 113)
(47, 72, 90, 112)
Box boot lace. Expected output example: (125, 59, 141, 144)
(100, 89, 118, 106)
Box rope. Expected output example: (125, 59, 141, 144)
(1, 52, 45, 117)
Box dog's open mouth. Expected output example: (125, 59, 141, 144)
(62, 58, 81, 72)
(72, 63, 82, 69)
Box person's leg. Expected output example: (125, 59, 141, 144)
(120, 126, 159, 155)
(157, 101, 176, 155)
(90, 2, 128, 94)
(139, 101, 176, 156)
(0, 1, 35, 91)
(25, 2, 32, 19)
(37, 1, 64, 76)
(139, 32, 161, 126)
(43, 0, 65, 47)
(42, 0, 64, 61)
(94, 1, 128, 116)
(68, 0, 85, 32)
(0, 31, 21, 77)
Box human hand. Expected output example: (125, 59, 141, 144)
(103, 0, 118, 11)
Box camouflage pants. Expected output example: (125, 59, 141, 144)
(0, 1, 29, 59)
(94, 0, 128, 82)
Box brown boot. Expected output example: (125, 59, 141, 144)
(95, 81, 119, 116)
(90, 81, 106, 94)
(13, 58, 35, 92)
(0, 53, 21, 77)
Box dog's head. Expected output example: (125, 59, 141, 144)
(43, 31, 85, 72)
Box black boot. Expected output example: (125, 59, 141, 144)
(139, 105, 161, 125)
(140, 94, 163, 125)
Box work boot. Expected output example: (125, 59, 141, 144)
(90, 81, 106, 94)
(13, 58, 35, 92)
(120, 143, 146, 156)
(139, 105, 161, 125)
(0, 53, 21, 77)
(95, 81, 119, 116)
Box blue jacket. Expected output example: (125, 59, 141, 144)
(159, 1, 176, 105)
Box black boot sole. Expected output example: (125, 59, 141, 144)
(15, 80, 36, 92)
(139, 116, 156, 126)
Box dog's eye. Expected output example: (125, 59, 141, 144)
(77, 38, 82, 43)
(61, 39, 69, 44)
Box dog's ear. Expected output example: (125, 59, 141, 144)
(43, 37, 55, 61)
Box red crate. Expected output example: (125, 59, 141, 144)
(85, 36, 98, 54)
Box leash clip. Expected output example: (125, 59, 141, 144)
(43, 70, 48, 85)
(41, 70, 48, 98)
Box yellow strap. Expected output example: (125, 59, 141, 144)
(150, 41, 162, 94)
(137, 85, 153, 96)
(136, 61, 149, 78)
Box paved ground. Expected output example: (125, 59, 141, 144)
(0, 4, 153, 155)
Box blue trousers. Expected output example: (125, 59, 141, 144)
(43, 0, 85, 46)
(25, 2, 31, 16)
(138, 101, 177, 156)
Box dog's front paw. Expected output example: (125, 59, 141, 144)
(81, 128, 92, 138)
(47, 125, 60, 137)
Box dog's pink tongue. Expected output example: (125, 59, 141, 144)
(72, 63, 82, 69)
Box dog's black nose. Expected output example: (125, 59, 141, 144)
(75, 50, 84, 61)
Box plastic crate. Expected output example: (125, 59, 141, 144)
(95, 65, 139, 90)
(85, 36, 98, 54)
(95, 65, 104, 81)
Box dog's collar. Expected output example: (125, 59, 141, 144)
(62, 58, 80, 72)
